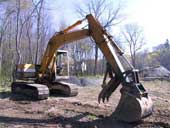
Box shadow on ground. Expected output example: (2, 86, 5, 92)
(0, 112, 169, 128)
(0, 113, 131, 128)
(0, 90, 68, 101)
(0, 91, 39, 101)
(0, 113, 170, 128)
(0, 95, 169, 128)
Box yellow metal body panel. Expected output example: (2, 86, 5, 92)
(15, 64, 36, 79)
(17, 64, 35, 71)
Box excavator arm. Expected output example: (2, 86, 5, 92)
(38, 14, 153, 122)
(39, 15, 124, 78)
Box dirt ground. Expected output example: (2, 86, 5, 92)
(0, 80, 170, 128)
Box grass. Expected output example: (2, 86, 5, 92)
(0, 74, 11, 92)
(0, 75, 11, 85)
(0, 86, 10, 92)
(141, 80, 170, 109)
(78, 74, 104, 79)
(87, 114, 98, 120)
(142, 80, 170, 91)
(0, 77, 11, 98)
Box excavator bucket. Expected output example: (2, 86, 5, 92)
(99, 75, 153, 122)
(113, 86, 153, 122)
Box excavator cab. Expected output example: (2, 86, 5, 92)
(56, 50, 69, 76)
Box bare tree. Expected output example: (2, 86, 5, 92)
(25, 16, 33, 63)
(15, 0, 37, 64)
(122, 23, 145, 67)
(0, 0, 50, 79)
(15, 0, 22, 64)
(0, 6, 14, 73)
(32, 0, 44, 64)
(39, 17, 49, 60)
(75, 0, 124, 75)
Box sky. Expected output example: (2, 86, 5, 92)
(46, 0, 170, 49)
(125, 0, 170, 48)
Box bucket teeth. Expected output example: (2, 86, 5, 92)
(98, 79, 120, 103)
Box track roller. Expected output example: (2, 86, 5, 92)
(11, 82, 49, 100)
(50, 81, 78, 97)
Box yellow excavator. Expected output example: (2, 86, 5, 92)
(11, 14, 153, 122)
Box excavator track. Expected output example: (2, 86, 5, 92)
(50, 81, 78, 97)
(11, 82, 49, 100)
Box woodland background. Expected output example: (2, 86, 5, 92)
(0, 0, 169, 83)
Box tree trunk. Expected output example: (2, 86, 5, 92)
(35, 0, 44, 64)
(35, 15, 40, 64)
(15, 0, 21, 64)
(94, 45, 98, 75)
(26, 24, 33, 63)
